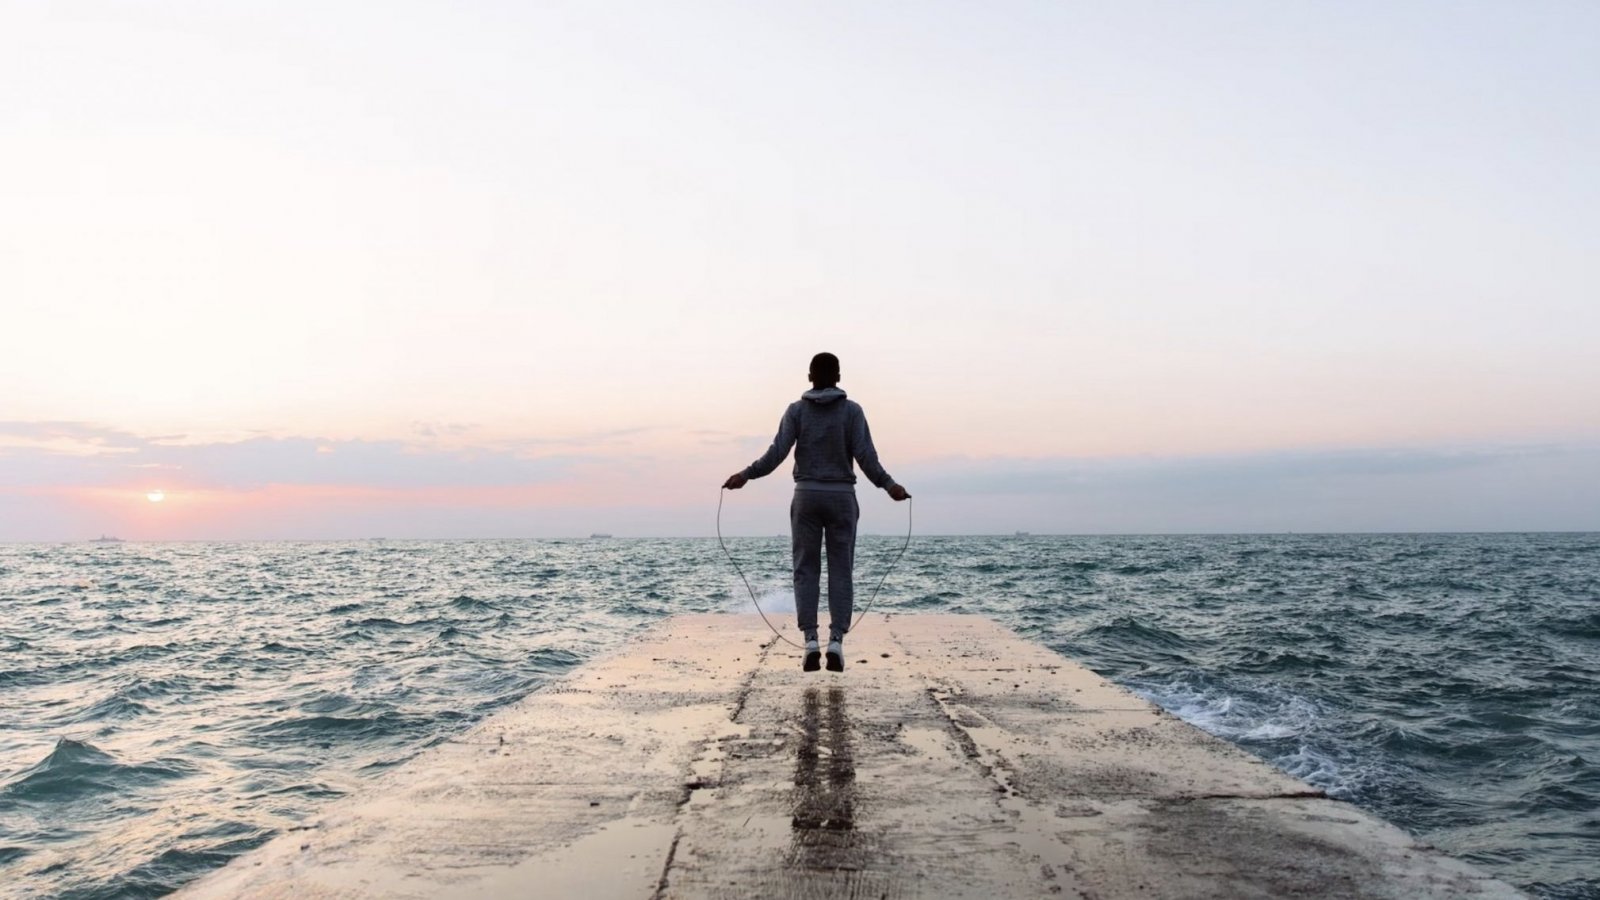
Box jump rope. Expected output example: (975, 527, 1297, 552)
(717, 488, 913, 649)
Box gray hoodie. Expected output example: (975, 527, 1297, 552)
(742, 387, 897, 492)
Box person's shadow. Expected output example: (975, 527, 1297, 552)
(791, 686, 856, 843)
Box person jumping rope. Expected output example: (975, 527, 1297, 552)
(723, 352, 910, 672)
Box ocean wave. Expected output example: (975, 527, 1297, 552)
(1525, 878, 1600, 900)
(247, 712, 421, 747)
(129, 615, 192, 628)
(522, 647, 583, 675)
(1081, 616, 1195, 652)
(59, 691, 153, 724)
(0, 846, 30, 865)
(903, 593, 951, 609)
(349, 616, 406, 629)
(1131, 675, 1324, 743)
(296, 692, 387, 717)
(1271, 746, 1348, 794)
(1542, 611, 1600, 639)
(0, 738, 193, 804)
(447, 595, 499, 613)
(95, 838, 274, 900)
(1231, 647, 1337, 674)
(0, 667, 38, 688)
(1126, 673, 1387, 800)
(724, 584, 794, 615)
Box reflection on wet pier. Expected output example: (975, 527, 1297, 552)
(768, 680, 891, 896)
(790, 686, 857, 862)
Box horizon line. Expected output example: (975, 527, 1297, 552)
(7, 529, 1598, 545)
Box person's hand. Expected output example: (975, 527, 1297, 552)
(723, 472, 749, 490)
(888, 484, 910, 501)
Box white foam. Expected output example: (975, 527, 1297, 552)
(1134, 680, 1322, 743)
(1133, 678, 1365, 800)
(1273, 745, 1358, 799)
(724, 579, 795, 615)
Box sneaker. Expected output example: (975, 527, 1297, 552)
(825, 639, 844, 672)
(803, 638, 821, 672)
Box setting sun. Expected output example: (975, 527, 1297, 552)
(146, 489, 165, 503)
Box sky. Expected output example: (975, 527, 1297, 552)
(2, 1, 1597, 539)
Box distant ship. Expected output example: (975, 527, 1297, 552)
(89, 535, 124, 543)
(589, 533, 613, 539)
(1014, 531, 1031, 537)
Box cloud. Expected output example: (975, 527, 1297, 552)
(904, 445, 1549, 496)
(0, 420, 147, 451)
(3, 422, 1596, 539)
(409, 420, 477, 439)
(893, 444, 1600, 534)
(0, 424, 587, 490)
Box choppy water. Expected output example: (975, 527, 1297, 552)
(2, 534, 1597, 898)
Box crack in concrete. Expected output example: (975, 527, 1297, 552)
(926, 682, 1020, 799)
(1168, 790, 1329, 802)
(729, 633, 779, 722)
(650, 832, 682, 900)
(653, 630, 778, 897)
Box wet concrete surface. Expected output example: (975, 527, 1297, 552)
(176, 614, 1524, 898)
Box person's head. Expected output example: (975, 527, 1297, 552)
(809, 352, 840, 388)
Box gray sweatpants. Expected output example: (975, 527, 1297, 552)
(790, 489, 859, 639)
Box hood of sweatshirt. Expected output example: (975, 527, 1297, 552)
(801, 386, 847, 405)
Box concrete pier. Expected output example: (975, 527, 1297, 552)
(178, 614, 1522, 898)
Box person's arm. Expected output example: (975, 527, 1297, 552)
(850, 406, 910, 500)
(724, 405, 798, 489)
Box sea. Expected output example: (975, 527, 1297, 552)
(1, 533, 1597, 898)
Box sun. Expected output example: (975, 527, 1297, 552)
(146, 489, 166, 503)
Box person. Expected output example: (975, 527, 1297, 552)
(724, 352, 910, 672)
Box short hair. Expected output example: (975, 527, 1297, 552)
(809, 352, 840, 382)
